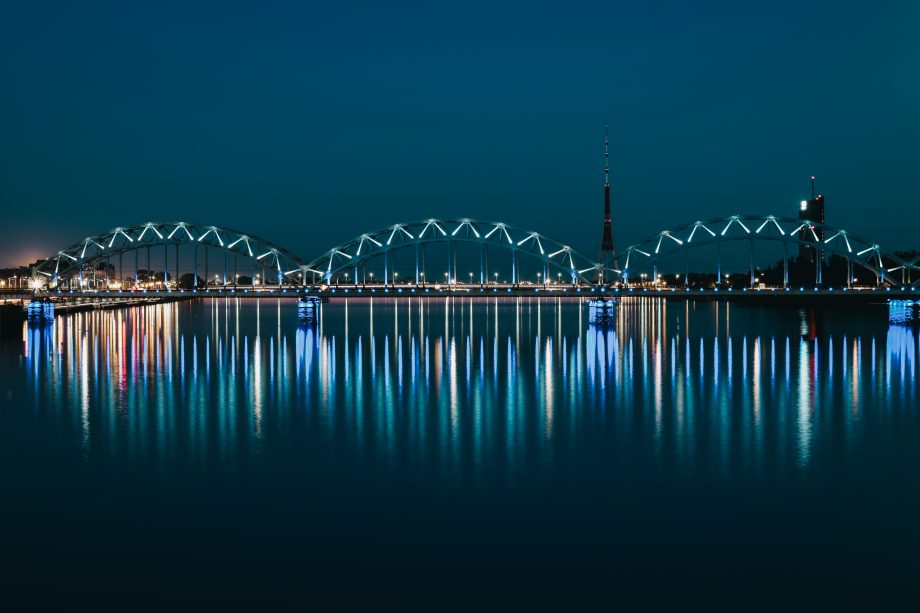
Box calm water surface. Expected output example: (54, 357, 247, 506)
(1, 298, 918, 607)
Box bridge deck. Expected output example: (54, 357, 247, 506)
(3, 285, 918, 304)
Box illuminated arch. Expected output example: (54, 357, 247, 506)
(612, 215, 919, 286)
(34, 222, 308, 287)
(303, 218, 600, 286)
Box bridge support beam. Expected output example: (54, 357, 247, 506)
(716, 243, 722, 286)
(816, 247, 823, 286)
(383, 250, 388, 286)
(749, 239, 755, 288)
(783, 243, 788, 287)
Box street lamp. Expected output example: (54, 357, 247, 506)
(468, 272, 473, 285)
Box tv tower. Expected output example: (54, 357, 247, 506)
(598, 126, 617, 284)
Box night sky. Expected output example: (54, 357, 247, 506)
(2, 0, 918, 267)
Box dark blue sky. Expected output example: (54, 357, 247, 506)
(2, 0, 918, 266)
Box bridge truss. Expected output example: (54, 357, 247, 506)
(303, 218, 599, 287)
(32, 214, 920, 292)
(35, 222, 308, 289)
(612, 215, 920, 287)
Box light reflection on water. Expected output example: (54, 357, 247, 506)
(13, 297, 920, 485)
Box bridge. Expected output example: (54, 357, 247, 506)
(22, 215, 920, 302)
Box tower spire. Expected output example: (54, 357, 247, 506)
(604, 125, 609, 189)
(598, 125, 617, 284)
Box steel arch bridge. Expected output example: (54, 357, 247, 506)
(31, 214, 920, 292)
(303, 218, 599, 286)
(612, 214, 920, 287)
(35, 221, 308, 288)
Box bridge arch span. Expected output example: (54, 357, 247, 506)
(35, 222, 308, 288)
(613, 214, 919, 287)
(303, 218, 600, 286)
